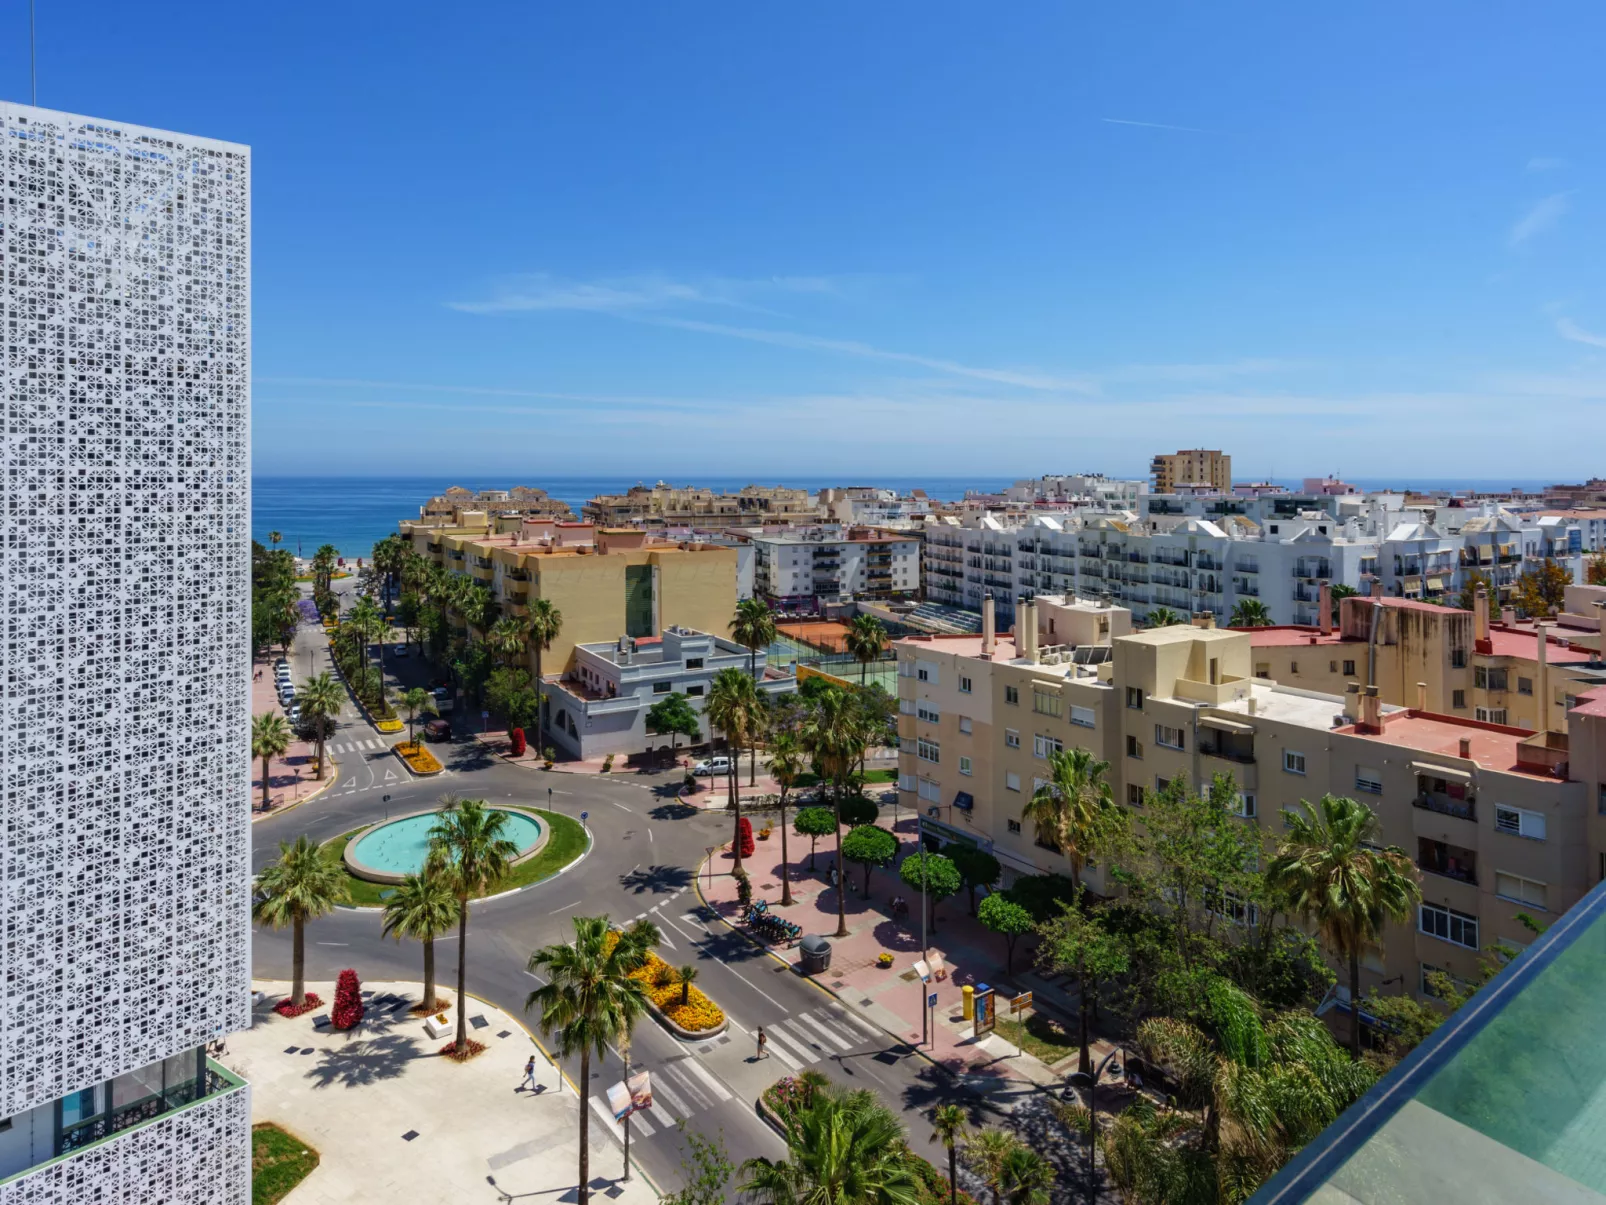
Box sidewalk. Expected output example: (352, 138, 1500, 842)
(252, 651, 336, 814)
(229, 979, 657, 1205)
(698, 813, 1118, 1099)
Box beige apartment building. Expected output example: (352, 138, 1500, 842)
(898, 598, 1606, 1010)
(421, 485, 573, 521)
(399, 514, 737, 674)
(1150, 447, 1232, 493)
(580, 483, 825, 528)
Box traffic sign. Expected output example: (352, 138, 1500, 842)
(1010, 991, 1033, 1014)
(580, 810, 589, 822)
(382, 794, 391, 804)
(927, 992, 938, 1009)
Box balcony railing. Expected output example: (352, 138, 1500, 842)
(58, 1064, 243, 1157)
(1413, 793, 1476, 822)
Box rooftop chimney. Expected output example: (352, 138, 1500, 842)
(1417, 681, 1428, 711)
(1459, 736, 1472, 758)
(1473, 583, 1490, 643)
(1370, 578, 1383, 599)
(1319, 583, 1332, 636)
(1344, 682, 1362, 722)
(1020, 600, 1040, 663)
(1361, 684, 1382, 731)
(982, 594, 996, 657)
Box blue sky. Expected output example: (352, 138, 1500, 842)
(7, 3, 1605, 480)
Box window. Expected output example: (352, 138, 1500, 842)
(1343, 659, 1356, 676)
(1495, 871, 1548, 910)
(1069, 705, 1096, 728)
(1419, 902, 1479, 948)
(1254, 663, 1271, 679)
(1127, 783, 1144, 806)
(1289, 660, 1300, 676)
(1033, 688, 1063, 717)
(1005, 772, 1021, 793)
(1229, 792, 1257, 818)
(1355, 766, 1383, 794)
(899, 697, 916, 715)
(899, 773, 917, 792)
(1005, 685, 1020, 706)
(1476, 707, 1508, 724)
(1154, 776, 1170, 794)
(918, 778, 942, 803)
(1007, 818, 1022, 833)
(1283, 750, 1307, 775)
(685, 657, 704, 670)
(1452, 690, 1466, 709)
(959, 675, 973, 694)
(1329, 660, 1338, 673)
(1126, 687, 1145, 710)
(686, 685, 704, 697)
(1494, 804, 1546, 841)
(652, 681, 673, 694)
(1518, 676, 1534, 696)
(1033, 735, 1064, 759)
(959, 755, 973, 776)
(917, 738, 940, 764)
(1126, 735, 1144, 759)
(1205, 888, 1259, 927)
(917, 703, 941, 724)
(1005, 728, 1021, 749)
(1154, 724, 1186, 751)
(1451, 649, 1467, 669)
(917, 661, 937, 684)
(959, 716, 972, 735)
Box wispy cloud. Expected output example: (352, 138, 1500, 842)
(1526, 156, 1565, 173)
(1510, 191, 1574, 246)
(1557, 317, 1606, 349)
(448, 272, 839, 317)
(1101, 117, 1211, 134)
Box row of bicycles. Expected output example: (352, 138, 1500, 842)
(739, 899, 801, 944)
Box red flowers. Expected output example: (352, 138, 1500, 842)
(274, 992, 323, 1019)
(331, 969, 365, 1031)
(509, 727, 526, 757)
(738, 817, 755, 858)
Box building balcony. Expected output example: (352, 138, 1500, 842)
(1417, 838, 1477, 886)
(1412, 791, 1476, 823)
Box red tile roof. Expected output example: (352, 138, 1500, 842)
(1482, 625, 1596, 664)
(1340, 710, 1556, 779)
(1247, 626, 1346, 647)
(1572, 687, 1606, 719)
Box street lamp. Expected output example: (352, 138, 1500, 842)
(1066, 1048, 1120, 1203)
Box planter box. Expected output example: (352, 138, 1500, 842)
(392, 744, 444, 777)
(644, 995, 728, 1042)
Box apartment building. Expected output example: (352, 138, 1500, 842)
(543, 626, 796, 760)
(580, 483, 824, 528)
(0, 104, 251, 1200)
(750, 528, 920, 608)
(1005, 475, 1146, 508)
(1151, 448, 1232, 493)
(399, 518, 737, 674)
(818, 487, 936, 528)
(896, 605, 1606, 1010)
(421, 485, 573, 521)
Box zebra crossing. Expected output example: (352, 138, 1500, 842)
(327, 738, 394, 755)
(587, 1054, 733, 1141)
(757, 1006, 879, 1073)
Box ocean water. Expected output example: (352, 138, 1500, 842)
(252, 474, 1558, 560)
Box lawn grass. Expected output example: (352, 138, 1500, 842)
(320, 808, 588, 908)
(252, 1123, 319, 1205)
(994, 1011, 1082, 1066)
(862, 768, 897, 784)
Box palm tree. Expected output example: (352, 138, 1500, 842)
(729, 597, 777, 680)
(929, 1105, 969, 1205)
(1021, 747, 1121, 892)
(251, 712, 292, 812)
(397, 685, 437, 745)
(268, 530, 282, 548)
(800, 685, 867, 938)
(527, 916, 656, 1205)
(1329, 583, 1358, 624)
(999, 1147, 1054, 1205)
(487, 614, 530, 668)
(1145, 607, 1184, 628)
(1230, 598, 1273, 628)
(738, 1084, 922, 1205)
(1265, 794, 1422, 1057)
(844, 613, 888, 687)
(427, 798, 519, 1053)
(677, 963, 699, 1006)
(769, 732, 804, 906)
(347, 594, 386, 678)
(313, 543, 340, 593)
(381, 870, 459, 1012)
(252, 835, 349, 1009)
(297, 672, 343, 779)
(964, 1128, 1023, 1205)
(707, 667, 762, 867)
(528, 597, 563, 736)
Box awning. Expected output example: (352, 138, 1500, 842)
(954, 791, 975, 811)
(1427, 577, 1446, 590)
(1200, 715, 1255, 734)
(1411, 761, 1472, 781)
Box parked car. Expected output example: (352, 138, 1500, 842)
(285, 704, 301, 724)
(394, 644, 409, 658)
(274, 666, 292, 682)
(432, 687, 454, 714)
(693, 756, 732, 777)
(423, 718, 452, 742)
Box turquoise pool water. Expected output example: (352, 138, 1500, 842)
(348, 810, 544, 876)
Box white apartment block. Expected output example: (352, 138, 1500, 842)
(0, 105, 251, 1201)
(1005, 474, 1144, 509)
(752, 527, 920, 607)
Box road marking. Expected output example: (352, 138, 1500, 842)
(675, 1057, 733, 1103)
(757, 1028, 805, 1072)
(552, 900, 583, 913)
(795, 1011, 854, 1051)
(611, 800, 633, 813)
(623, 1108, 654, 1137)
(315, 942, 349, 947)
(764, 1022, 817, 1065)
(642, 1096, 677, 1128)
(648, 829, 654, 844)
(679, 913, 711, 933)
(659, 913, 699, 943)
(587, 1095, 624, 1142)
(648, 1074, 692, 1118)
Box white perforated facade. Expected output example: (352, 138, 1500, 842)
(0, 103, 251, 1200)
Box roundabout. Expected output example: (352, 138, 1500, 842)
(342, 806, 549, 884)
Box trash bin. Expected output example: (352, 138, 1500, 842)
(799, 934, 832, 975)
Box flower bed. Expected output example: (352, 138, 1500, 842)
(605, 932, 726, 1036)
(273, 992, 323, 1019)
(439, 1038, 487, 1062)
(393, 740, 443, 776)
(374, 718, 405, 733)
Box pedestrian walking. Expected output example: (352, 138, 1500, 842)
(519, 1055, 538, 1092)
(757, 1027, 769, 1061)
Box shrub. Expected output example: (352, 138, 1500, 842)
(273, 992, 323, 1019)
(602, 753, 615, 773)
(331, 969, 364, 1031)
(734, 866, 753, 908)
(509, 727, 526, 758)
(838, 794, 879, 827)
(738, 816, 755, 858)
(604, 931, 726, 1033)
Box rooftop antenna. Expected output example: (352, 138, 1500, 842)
(30, 0, 37, 104)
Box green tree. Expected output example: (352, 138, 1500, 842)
(676, 963, 700, 1007)
(395, 592, 423, 651)
(949, 845, 1001, 916)
(487, 614, 531, 667)
(899, 851, 962, 932)
(396, 685, 437, 745)
(844, 613, 888, 687)
(452, 639, 494, 710)
(428, 798, 519, 1053)
(1230, 598, 1272, 628)
(380, 869, 459, 1012)
(1588, 550, 1606, 587)
(646, 692, 702, 759)
(768, 733, 804, 905)
(965, 1129, 1023, 1205)
(729, 597, 778, 680)
(268, 530, 283, 548)
(527, 916, 656, 1205)
(251, 712, 292, 812)
(794, 806, 838, 872)
(801, 685, 869, 937)
(841, 824, 898, 896)
(1329, 583, 1358, 623)
(707, 667, 762, 868)
(659, 1125, 735, 1205)
(1515, 558, 1572, 617)
(1037, 896, 1131, 1075)
(999, 1146, 1054, 1205)
(737, 1083, 921, 1205)
(252, 835, 349, 1009)
(978, 894, 1034, 975)
(1458, 568, 1494, 611)
(929, 1104, 969, 1205)
(838, 794, 880, 827)
(487, 666, 539, 734)
(347, 594, 386, 679)
(1265, 794, 1422, 1057)
(297, 672, 343, 780)
(528, 597, 563, 734)
(1020, 747, 1122, 893)
(1145, 607, 1184, 628)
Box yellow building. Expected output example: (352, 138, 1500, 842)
(1150, 448, 1232, 493)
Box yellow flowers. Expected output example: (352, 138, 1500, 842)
(393, 740, 443, 775)
(605, 932, 726, 1033)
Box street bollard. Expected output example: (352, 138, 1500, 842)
(962, 983, 975, 1021)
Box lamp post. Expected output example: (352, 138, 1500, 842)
(1067, 1048, 1119, 1203)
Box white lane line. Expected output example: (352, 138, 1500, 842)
(659, 913, 699, 944)
(588, 1095, 624, 1142)
(611, 800, 633, 813)
(552, 900, 583, 913)
(679, 912, 711, 933)
(763, 1023, 817, 1067)
(675, 1057, 733, 1102)
(649, 1074, 692, 1118)
(835, 1009, 883, 1040)
(315, 941, 349, 947)
(658, 1062, 714, 1110)
(657, 930, 676, 952)
(797, 1011, 856, 1051)
(648, 829, 654, 844)
(624, 1109, 654, 1137)
(757, 1029, 804, 1072)
(643, 1096, 677, 1128)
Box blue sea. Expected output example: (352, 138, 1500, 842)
(252, 474, 1558, 561)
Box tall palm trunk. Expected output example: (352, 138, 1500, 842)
(291, 913, 306, 1008)
(1078, 960, 1093, 1076)
(1348, 945, 1363, 1058)
(260, 754, 272, 810)
(578, 1047, 592, 1205)
(833, 788, 849, 938)
(455, 901, 470, 1051)
(729, 759, 743, 872)
(422, 936, 436, 1010)
(535, 645, 545, 737)
(315, 732, 327, 780)
(947, 1144, 958, 1205)
(778, 791, 794, 905)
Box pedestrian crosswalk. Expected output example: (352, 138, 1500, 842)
(327, 738, 392, 755)
(758, 1007, 878, 1072)
(587, 1054, 733, 1141)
